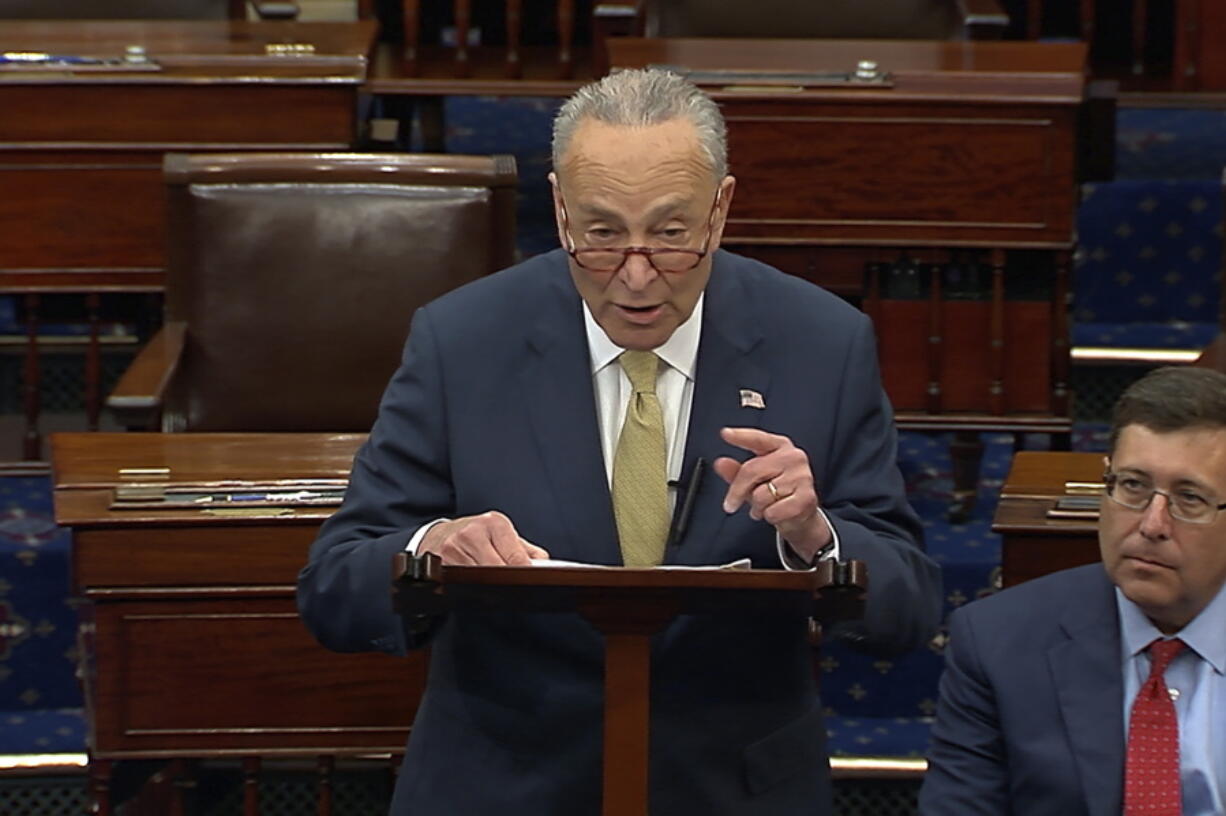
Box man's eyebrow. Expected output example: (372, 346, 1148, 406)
(1115, 466, 1215, 492)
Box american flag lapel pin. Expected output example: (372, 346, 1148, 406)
(739, 389, 766, 410)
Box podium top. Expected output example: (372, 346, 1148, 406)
(394, 552, 868, 628)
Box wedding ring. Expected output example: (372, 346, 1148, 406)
(767, 480, 780, 501)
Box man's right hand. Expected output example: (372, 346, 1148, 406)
(419, 511, 549, 566)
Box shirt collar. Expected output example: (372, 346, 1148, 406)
(1116, 580, 1226, 674)
(582, 292, 704, 381)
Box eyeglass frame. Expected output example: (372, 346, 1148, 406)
(1102, 467, 1226, 525)
(557, 191, 723, 275)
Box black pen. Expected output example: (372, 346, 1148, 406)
(667, 457, 706, 549)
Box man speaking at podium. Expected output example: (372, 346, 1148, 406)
(298, 67, 941, 815)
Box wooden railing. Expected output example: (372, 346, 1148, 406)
(0, 289, 158, 461)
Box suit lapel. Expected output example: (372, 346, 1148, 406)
(666, 254, 769, 564)
(1048, 568, 1125, 816)
(524, 271, 622, 566)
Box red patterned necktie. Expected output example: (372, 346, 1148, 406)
(1123, 637, 1185, 815)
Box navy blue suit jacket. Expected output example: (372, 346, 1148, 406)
(298, 249, 941, 815)
(919, 564, 1126, 816)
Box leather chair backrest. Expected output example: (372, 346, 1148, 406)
(648, 0, 962, 39)
(0, 0, 236, 18)
(162, 152, 518, 431)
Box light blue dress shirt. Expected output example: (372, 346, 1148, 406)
(1118, 580, 1226, 815)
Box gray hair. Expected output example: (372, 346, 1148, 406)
(551, 68, 728, 179)
(1109, 366, 1226, 454)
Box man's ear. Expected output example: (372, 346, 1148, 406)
(710, 175, 737, 248)
(548, 172, 569, 249)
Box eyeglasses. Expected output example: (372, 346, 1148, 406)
(558, 193, 720, 275)
(1103, 469, 1226, 525)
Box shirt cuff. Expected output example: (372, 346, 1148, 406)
(405, 518, 449, 554)
(777, 508, 840, 571)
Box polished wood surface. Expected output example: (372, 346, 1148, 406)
(993, 450, 1102, 587)
(50, 432, 424, 763)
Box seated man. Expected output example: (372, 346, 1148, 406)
(920, 366, 1226, 815)
(298, 67, 941, 815)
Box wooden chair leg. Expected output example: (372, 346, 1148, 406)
(316, 756, 335, 816)
(169, 759, 195, 816)
(22, 292, 42, 460)
(557, 0, 575, 78)
(453, 0, 472, 78)
(88, 757, 113, 816)
(418, 96, 446, 152)
(505, 0, 523, 78)
(1171, 0, 1198, 90)
(1132, 0, 1149, 74)
(988, 248, 1007, 416)
(85, 292, 102, 431)
(1051, 250, 1071, 418)
(1028, 0, 1042, 38)
(401, 0, 421, 74)
(949, 431, 985, 522)
(1080, 0, 1095, 46)
(242, 757, 261, 816)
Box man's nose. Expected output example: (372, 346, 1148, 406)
(619, 251, 658, 290)
(1138, 491, 1173, 539)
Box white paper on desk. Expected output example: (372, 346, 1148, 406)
(529, 557, 752, 571)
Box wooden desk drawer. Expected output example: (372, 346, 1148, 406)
(87, 595, 420, 757)
(74, 524, 321, 588)
(0, 84, 357, 146)
(723, 101, 1079, 247)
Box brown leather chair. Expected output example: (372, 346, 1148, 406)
(107, 151, 518, 432)
(617, 0, 1009, 40)
(0, 0, 298, 19)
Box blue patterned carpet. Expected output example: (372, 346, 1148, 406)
(0, 476, 83, 754)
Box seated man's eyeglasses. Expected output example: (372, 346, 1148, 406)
(559, 194, 721, 275)
(1103, 469, 1226, 524)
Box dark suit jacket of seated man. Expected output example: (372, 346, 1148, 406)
(919, 366, 1226, 816)
(297, 67, 942, 816)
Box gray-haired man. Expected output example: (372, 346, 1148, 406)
(299, 68, 940, 815)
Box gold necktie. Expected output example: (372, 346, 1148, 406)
(613, 350, 668, 567)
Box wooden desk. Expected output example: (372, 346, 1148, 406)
(610, 38, 1091, 431)
(993, 450, 1102, 587)
(1, 21, 376, 460)
(50, 432, 423, 814)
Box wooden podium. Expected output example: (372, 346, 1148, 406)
(394, 552, 867, 816)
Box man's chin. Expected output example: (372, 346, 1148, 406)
(604, 320, 674, 351)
